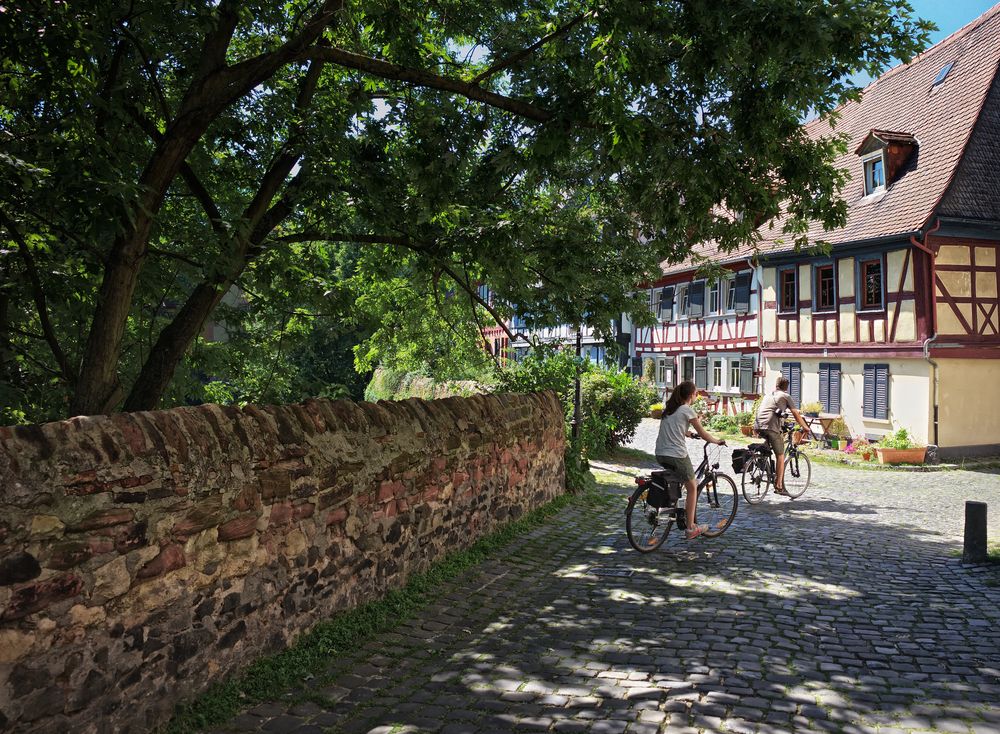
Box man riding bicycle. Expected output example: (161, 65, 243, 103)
(753, 376, 811, 495)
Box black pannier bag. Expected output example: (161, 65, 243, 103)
(647, 474, 683, 508)
(731, 448, 748, 473)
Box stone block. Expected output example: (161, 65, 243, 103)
(68, 508, 135, 532)
(136, 544, 186, 581)
(1, 573, 83, 621)
(218, 516, 258, 542)
(0, 551, 41, 585)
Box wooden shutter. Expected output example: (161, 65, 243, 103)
(734, 272, 751, 313)
(863, 364, 875, 418)
(875, 364, 889, 420)
(659, 286, 674, 321)
(739, 355, 754, 394)
(829, 363, 841, 414)
(695, 356, 708, 389)
(819, 363, 830, 412)
(688, 282, 705, 319)
(782, 362, 801, 406)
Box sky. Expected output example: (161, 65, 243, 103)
(851, 0, 997, 86)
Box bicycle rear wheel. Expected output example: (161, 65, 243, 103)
(699, 473, 738, 537)
(625, 486, 674, 552)
(782, 451, 811, 498)
(741, 454, 771, 504)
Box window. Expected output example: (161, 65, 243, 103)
(676, 285, 689, 318)
(725, 277, 737, 312)
(657, 357, 672, 385)
(863, 154, 885, 195)
(814, 264, 836, 312)
(681, 355, 694, 383)
(695, 356, 708, 389)
(649, 288, 661, 316)
(708, 280, 720, 314)
(781, 362, 802, 406)
(778, 268, 797, 313)
(859, 257, 884, 311)
(712, 358, 724, 390)
(659, 286, 675, 322)
(738, 355, 755, 394)
(863, 364, 889, 419)
(729, 361, 741, 391)
(933, 61, 955, 87)
(733, 271, 752, 313)
(688, 281, 705, 319)
(819, 363, 841, 414)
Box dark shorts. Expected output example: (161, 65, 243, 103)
(759, 429, 785, 456)
(655, 455, 696, 482)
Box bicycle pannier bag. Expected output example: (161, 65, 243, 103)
(647, 476, 682, 508)
(731, 448, 748, 473)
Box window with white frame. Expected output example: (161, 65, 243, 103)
(729, 360, 741, 391)
(863, 153, 886, 195)
(712, 358, 724, 390)
(649, 288, 661, 315)
(725, 276, 737, 311)
(681, 355, 694, 383)
(676, 284, 689, 318)
(656, 357, 670, 385)
(708, 280, 720, 314)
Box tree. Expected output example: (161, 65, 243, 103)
(0, 1, 933, 421)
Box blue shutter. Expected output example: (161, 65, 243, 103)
(739, 355, 754, 394)
(863, 364, 876, 418)
(875, 364, 889, 420)
(819, 363, 830, 413)
(782, 362, 801, 406)
(688, 282, 705, 319)
(659, 286, 674, 321)
(695, 356, 708, 389)
(829, 363, 841, 414)
(734, 272, 751, 313)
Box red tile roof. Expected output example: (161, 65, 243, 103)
(658, 2, 1000, 275)
(757, 2, 1000, 255)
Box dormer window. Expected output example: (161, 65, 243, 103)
(855, 129, 917, 195)
(863, 154, 885, 195)
(932, 61, 955, 88)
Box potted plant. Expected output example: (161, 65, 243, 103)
(825, 417, 849, 450)
(649, 402, 664, 419)
(875, 428, 927, 465)
(801, 401, 823, 417)
(737, 411, 754, 437)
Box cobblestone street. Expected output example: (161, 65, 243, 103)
(213, 425, 1000, 734)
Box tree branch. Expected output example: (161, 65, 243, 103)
(302, 46, 553, 122)
(0, 211, 76, 384)
(470, 11, 594, 85)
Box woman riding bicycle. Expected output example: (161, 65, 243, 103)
(753, 376, 812, 495)
(655, 381, 726, 540)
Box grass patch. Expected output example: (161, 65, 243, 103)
(164, 486, 612, 733)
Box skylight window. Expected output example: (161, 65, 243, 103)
(933, 61, 955, 87)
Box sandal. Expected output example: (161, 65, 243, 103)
(773, 487, 789, 496)
(685, 524, 708, 540)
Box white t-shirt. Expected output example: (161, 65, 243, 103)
(655, 404, 696, 458)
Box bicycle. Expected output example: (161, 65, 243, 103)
(736, 418, 812, 505)
(625, 437, 739, 552)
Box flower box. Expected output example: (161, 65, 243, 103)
(875, 447, 927, 465)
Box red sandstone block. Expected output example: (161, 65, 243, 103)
(325, 507, 347, 525)
(293, 502, 315, 521)
(47, 538, 114, 570)
(268, 501, 294, 527)
(281, 446, 308, 459)
(377, 480, 397, 503)
(64, 481, 115, 496)
(68, 508, 134, 532)
(384, 500, 398, 518)
(119, 475, 153, 489)
(422, 487, 440, 502)
(259, 468, 291, 500)
(136, 544, 185, 581)
(217, 515, 258, 542)
(1, 574, 83, 621)
(233, 486, 261, 512)
(452, 471, 469, 486)
(113, 414, 150, 455)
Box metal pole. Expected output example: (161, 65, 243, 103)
(571, 327, 582, 442)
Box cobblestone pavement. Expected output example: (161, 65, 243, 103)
(212, 426, 1000, 734)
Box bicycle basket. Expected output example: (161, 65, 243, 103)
(731, 448, 748, 473)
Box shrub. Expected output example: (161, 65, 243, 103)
(879, 427, 915, 450)
(801, 401, 823, 414)
(736, 411, 753, 427)
(642, 358, 656, 384)
(707, 413, 738, 433)
(580, 368, 657, 456)
(826, 417, 849, 438)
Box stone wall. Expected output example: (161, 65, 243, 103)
(0, 392, 565, 733)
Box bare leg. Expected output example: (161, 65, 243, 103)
(684, 478, 699, 528)
(775, 453, 785, 490)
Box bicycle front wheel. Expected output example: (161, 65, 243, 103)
(741, 455, 771, 504)
(699, 473, 738, 538)
(625, 486, 674, 552)
(783, 451, 811, 498)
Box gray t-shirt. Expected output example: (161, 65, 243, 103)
(755, 390, 794, 432)
(655, 404, 696, 458)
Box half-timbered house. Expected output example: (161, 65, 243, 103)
(757, 5, 1000, 454)
(632, 252, 761, 414)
